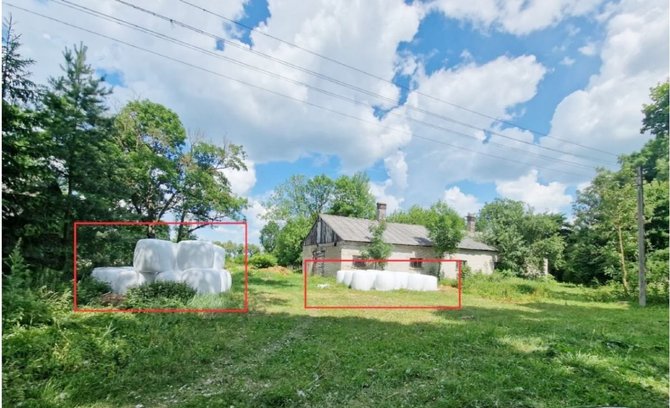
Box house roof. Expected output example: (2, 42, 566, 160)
(318, 214, 497, 252)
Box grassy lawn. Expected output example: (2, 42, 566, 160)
(3, 269, 668, 407)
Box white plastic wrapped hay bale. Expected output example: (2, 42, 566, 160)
(133, 239, 176, 274)
(176, 240, 216, 270)
(181, 268, 226, 294)
(342, 270, 354, 287)
(373, 271, 396, 291)
(91, 266, 134, 287)
(213, 245, 226, 270)
(155, 270, 185, 283)
(393, 272, 410, 290)
(421, 275, 438, 291)
(113, 269, 146, 295)
(219, 269, 232, 292)
(336, 270, 345, 284)
(407, 273, 425, 291)
(350, 270, 378, 291)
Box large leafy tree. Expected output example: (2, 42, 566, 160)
(426, 202, 465, 275)
(477, 199, 565, 277)
(260, 221, 280, 253)
(565, 81, 668, 299)
(115, 100, 247, 239)
(329, 172, 376, 219)
(274, 216, 312, 267)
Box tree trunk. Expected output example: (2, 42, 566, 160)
(616, 225, 629, 294)
(176, 209, 187, 242)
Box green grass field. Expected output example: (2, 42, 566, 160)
(4, 269, 668, 407)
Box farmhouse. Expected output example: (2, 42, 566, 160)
(302, 203, 497, 278)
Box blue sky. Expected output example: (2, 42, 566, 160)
(4, 0, 668, 243)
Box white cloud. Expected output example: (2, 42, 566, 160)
(383, 150, 408, 190)
(8, 0, 426, 171)
(543, 0, 669, 165)
(443, 186, 483, 216)
(560, 56, 575, 66)
(495, 170, 572, 213)
(221, 159, 256, 196)
(578, 42, 598, 56)
(369, 180, 403, 214)
(431, 0, 604, 35)
(243, 199, 268, 243)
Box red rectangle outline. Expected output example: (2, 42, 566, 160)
(73, 221, 248, 313)
(303, 258, 462, 310)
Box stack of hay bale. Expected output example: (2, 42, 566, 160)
(336, 269, 437, 292)
(91, 239, 232, 295)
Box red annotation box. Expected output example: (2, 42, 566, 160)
(303, 258, 462, 310)
(73, 221, 248, 313)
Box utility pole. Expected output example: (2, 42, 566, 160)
(636, 166, 647, 307)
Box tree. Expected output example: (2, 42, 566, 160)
(425, 202, 464, 277)
(329, 172, 376, 219)
(274, 216, 312, 267)
(264, 174, 334, 222)
(1, 17, 53, 265)
(41, 43, 124, 270)
(115, 100, 247, 239)
(361, 220, 392, 270)
(388, 205, 441, 227)
(260, 221, 280, 253)
(477, 199, 565, 277)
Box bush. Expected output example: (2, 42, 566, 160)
(249, 253, 278, 269)
(123, 281, 196, 309)
(76, 277, 112, 306)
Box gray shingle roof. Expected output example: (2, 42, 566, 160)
(319, 214, 497, 252)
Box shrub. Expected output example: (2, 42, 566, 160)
(249, 253, 278, 269)
(123, 281, 196, 308)
(76, 277, 112, 306)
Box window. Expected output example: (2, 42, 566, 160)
(353, 256, 366, 269)
(410, 258, 423, 268)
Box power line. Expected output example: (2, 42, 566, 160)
(113, 0, 618, 167)
(178, 0, 620, 159)
(5, 2, 593, 180)
(50, 0, 597, 172)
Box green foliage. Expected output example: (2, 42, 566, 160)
(387, 205, 436, 226)
(426, 202, 464, 256)
(360, 220, 392, 269)
(275, 216, 312, 267)
(329, 172, 376, 219)
(477, 199, 566, 277)
(123, 281, 196, 309)
(260, 221, 280, 253)
(76, 277, 112, 306)
(249, 253, 278, 269)
(265, 172, 377, 223)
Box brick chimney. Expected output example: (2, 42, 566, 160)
(466, 213, 476, 234)
(376, 202, 387, 221)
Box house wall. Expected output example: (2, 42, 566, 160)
(302, 242, 496, 278)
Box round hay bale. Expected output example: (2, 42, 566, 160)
(407, 273, 425, 291)
(114, 269, 145, 295)
(155, 270, 185, 283)
(393, 272, 410, 290)
(336, 270, 345, 284)
(373, 271, 396, 291)
(342, 270, 354, 287)
(213, 245, 226, 270)
(133, 239, 176, 274)
(91, 266, 134, 286)
(421, 275, 439, 291)
(176, 240, 216, 271)
(181, 268, 223, 294)
(350, 270, 377, 291)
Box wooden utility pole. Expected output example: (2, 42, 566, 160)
(636, 166, 647, 307)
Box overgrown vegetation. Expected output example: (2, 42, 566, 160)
(123, 281, 197, 309)
(3, 270, 668, 407)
